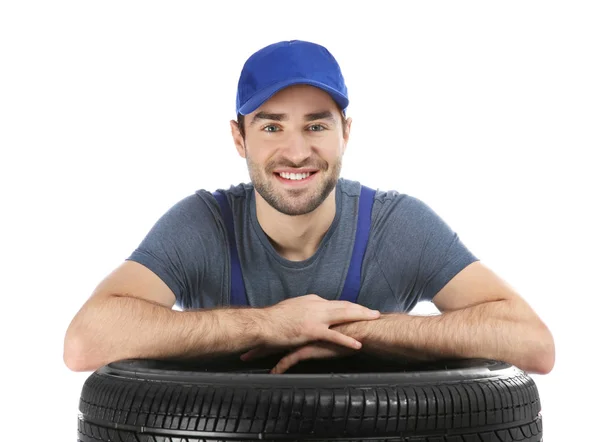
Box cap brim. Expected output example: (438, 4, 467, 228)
(238, 78, 349, 115)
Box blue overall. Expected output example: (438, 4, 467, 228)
(212, 186, 376, 306)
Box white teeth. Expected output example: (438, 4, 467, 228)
(279, 172, 312, 180)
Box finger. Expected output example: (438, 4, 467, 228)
(242, 344, 294, 361)
(272, 344, 355, 374)
(326, 304, 380, 325)
(241, 347, 280, 361)
(274, 344, 341, 372)
(271, 357, 295, 374)
(240, 348, 262, 361)
(272, 346, 314, 374)
(321, 329, 363, 350)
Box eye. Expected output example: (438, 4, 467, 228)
(308, 124, 326, 132)
(262, 125, 280, 133)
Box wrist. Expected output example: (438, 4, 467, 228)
(332, 321, 364, 341)
(332, 314, 391, 342)
(249, 308, 270, 345)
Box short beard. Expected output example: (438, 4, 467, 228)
(246, 149, 342, 216)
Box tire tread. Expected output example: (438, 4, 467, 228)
(78, 366, 542, 440)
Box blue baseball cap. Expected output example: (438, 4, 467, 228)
(235, 40, 349, 116)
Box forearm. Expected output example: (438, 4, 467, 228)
(64, 295, 264, 372)
(334, 300, 554, 374)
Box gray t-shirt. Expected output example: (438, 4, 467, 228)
(126, 177, 479, 312)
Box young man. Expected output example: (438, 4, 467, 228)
(64, 40, 555, 375)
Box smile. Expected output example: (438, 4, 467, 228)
(274, 171, 318, 185)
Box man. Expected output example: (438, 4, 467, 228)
(63, 40, 555, 375)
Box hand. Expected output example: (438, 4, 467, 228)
(242, 341, 357, 374)
(258, 294, 381, 351)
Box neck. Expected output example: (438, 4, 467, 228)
(255, 187, 337, 261)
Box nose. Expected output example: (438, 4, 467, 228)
(280, 129, 313, 164)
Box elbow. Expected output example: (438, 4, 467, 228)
(63, 296, 118, 373)
(539, 327, 556, 374)
(528, 322, 556, 375)
(64, 334, 85, 372)
(64, 332, 91, 372)
(63, 327, 104, 373)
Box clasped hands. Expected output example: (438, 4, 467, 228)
(240, 294, 382, 374)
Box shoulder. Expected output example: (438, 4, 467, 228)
(373, 190, 432, 221)
(337, 177, 432, 224)
(338, 177, 416, 204)
(337, 178, 418, 218)
(147, 182, 252, 235)
(213, 181, 254, 198)
(193, 181, 254, 210)
(362, 185, 445, 236)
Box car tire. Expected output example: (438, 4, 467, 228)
(77, 353, 543, 441)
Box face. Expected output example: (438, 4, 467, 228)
(231, 85, 351, 216)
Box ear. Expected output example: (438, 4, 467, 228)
(342, 116, 352, 154)
(230, 120, 246, 158)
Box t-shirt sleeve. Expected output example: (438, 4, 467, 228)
(125, 193, 218, 309)
(372, 193, 479, 308)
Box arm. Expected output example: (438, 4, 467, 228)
(63, 261, 265, 372)
(64, 262, 379, 373)
(333, 261, 555, 374)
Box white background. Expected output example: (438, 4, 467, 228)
(1, 1, 598, 440)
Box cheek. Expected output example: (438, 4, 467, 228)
(321, 138, 345, 157)
(245, 134, 278, 155)
(244, 145, 275, 170)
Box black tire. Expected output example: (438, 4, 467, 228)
(77, 353, 543, 441)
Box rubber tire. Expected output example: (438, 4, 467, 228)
(77, 353, 543, 441)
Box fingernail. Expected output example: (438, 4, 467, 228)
(370, 310, 380, 316)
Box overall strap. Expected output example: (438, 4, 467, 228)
(212, 191, 249, 307)
(339, 185, 377, 303)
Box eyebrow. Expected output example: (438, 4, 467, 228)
(249, 110, 336, 127)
